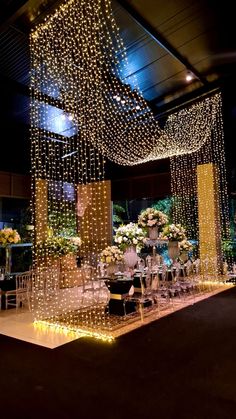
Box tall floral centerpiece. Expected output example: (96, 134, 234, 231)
(114, 223, 146, 269)
(179, 239, 193, 262)
(138, 208, 168, 240)
(161, 223, 186, 262)
(100, 245, 124, 277)
(0, 227, 21, 274)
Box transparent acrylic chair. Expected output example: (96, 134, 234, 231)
(124, 272, 156, 321)
(5, 271, 32, 310)
(0, 266, 5, 310)
(152, 264, 174, 311)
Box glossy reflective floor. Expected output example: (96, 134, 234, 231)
(0, 309, 79, 348)
(0, 284, 233, 347)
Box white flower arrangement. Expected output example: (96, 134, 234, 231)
(161, 223, 186, 242)
(36, 235, 82, 257)
(0, 227, 21, 246)
(114, 223, 146, 251)
(100, 245, 123, 264)
(138, 207, 169, 228)
(179, 239, 193, 252)
(69, 236, 82, 247)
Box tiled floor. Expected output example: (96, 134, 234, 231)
(0, 284, 233, 348)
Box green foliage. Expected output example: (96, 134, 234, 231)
(222, 240, 233, 252)
(48, 203, 77, 237)
(113, 203, 126, 225)
(222, 239, 234, 258)
(113, 214, 123, 223)
(113, 204, 125, 214)
(18, 206, 33, 243)
(36, 236, 78, 258)
(152, 197, 173, 222)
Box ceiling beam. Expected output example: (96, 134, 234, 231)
(30, 0, 64, 29)
(116, 0, 208, 86)
(0, 75, 66, 110)
(0, 0, 29, 31)
(154, 82, 221, 120)
(0, 0, 64, 33)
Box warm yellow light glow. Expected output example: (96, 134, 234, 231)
(34, 320, 114, 343)
(170, 92, 231, 272)
(30, 0, 220, 167)
(30, 0, 111, 333)
(30, 0, 230, 336)
(186, 73, 193, 82)
(197, 163, 222, 274)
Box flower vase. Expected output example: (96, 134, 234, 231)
(168, 241, 180, 262)
(180, 251, 188, 263)
(5, 246, 12, 275)
(124, 246, 138, 269)
(148, 226, 159, 240)
(106, 263, 117, 278)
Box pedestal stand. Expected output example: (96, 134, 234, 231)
(145, 238, 168, 259)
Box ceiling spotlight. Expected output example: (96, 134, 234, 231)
(186, 72, 193, 82)
(68, 114, 74, 121)
(115, 95, 121, 102)
(136, 105, 141, 110)
(121, 100, 125, 104)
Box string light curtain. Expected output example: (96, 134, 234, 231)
(170, 92, 231, 267)
(30, 0, 229, 337)
(30, 0, 219, 167)
(30, 0, 112, 337)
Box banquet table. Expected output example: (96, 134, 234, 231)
(105, 278, 136, 316)
(0, 275, 16, 309)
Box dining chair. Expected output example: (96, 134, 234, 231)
(124, 273, 156, 321)
(81, 265, 108, 306)
(0, 266, 5, 279)
(32, 265, 60, 307)
(5, 271, 32, 310)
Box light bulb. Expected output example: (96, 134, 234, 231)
(186, 72, 193, 82)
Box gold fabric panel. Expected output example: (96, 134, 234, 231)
(77, 180, 112, 262)
(197, 163, 222, 274)
(35, 179, 48, 244)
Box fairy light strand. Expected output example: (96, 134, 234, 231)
(170, 92, 231, 272)
(30, 0, 230, 335)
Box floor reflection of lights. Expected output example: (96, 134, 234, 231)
(0, 285, 233, 347)
(0, 309, 79, 348)
(111, 285, 233, 338)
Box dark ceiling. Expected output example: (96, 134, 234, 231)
(0, 0, 236, 185)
